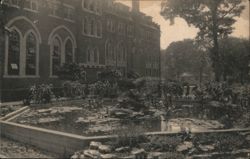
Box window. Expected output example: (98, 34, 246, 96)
(24, 0, 38, 12)
(94, 48, 99, 64)
(83, 17, 88, 34)
(8, 30, 20, 75)
(97, 21, 102, 37)
(107, 19, 111, 32)
(83, 0, 89, 9)
(93, 20, 97, 36)
(87, 49, 91, 63)
(65, 39, 73, 64)
(87, 48, 99, 65)
(64, 6, 74, 21)
(89, 1, 94, 11)
(111, 20, 116, 32)
(9, 0, 21, 7)
(52, 37, 61, 76)
(25, 32, 37, 75)
(91, 19, 95, 35)
(49, 1, 61, 17)
(96, 1, 101, 13)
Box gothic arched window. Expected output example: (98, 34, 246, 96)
(87, 48, 93, 63)
(8, 30, 20, 75)
(52, 37, 61, 76)
(83, 17, 88, 34)
(91, 19, 95, 35)
(26, 32, 37, 75)
(94, 48, 99, 64)
(65, 39, 73, 64)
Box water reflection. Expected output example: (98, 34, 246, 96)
(160, 116, 224, 133)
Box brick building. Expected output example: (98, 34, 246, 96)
(0, 0, 161, 102)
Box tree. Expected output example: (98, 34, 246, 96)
(219, 37, 250, 83)
(161, 0, 245, 81)
(163, 39, 212, 82)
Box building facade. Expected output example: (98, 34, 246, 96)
(0, 0, 161, 102)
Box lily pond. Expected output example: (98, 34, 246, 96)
(12, 100, 226, 136)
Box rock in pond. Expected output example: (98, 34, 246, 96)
(115, 146, 130, 153)
(83, 150, 100, 159)
(199, 145, 215, 152)
(90, 141, 102, 150)
(98, 145, 112, 154)
(176, 141, 193, 152)
(100, 154, 117, 159)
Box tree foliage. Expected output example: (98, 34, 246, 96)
(219, 37, 250, 83)
(163, 39, 212, 81)
(161, 0, 245, 81)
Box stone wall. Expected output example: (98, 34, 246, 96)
(0, 120, 115, 157)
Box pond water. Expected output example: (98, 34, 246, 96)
(161, 117, 224, 133)
(12, 105, 224, 136)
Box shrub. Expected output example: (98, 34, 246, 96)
(62, 81, 85, 98)
(58, 63, 86, 82)
(97, 69, 122, 84)
(26, 84, 54, 104)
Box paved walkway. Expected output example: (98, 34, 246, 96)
(0, 101, 23, 107)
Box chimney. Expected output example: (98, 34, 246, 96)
(132, 0, 140, 12)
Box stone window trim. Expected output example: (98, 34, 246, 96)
(4, 27, 40, 78)
(48, 25, 77, 78)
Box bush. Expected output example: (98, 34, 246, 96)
(62, 81, 85, 98)
(58, 63, 86, 82)
(26, 84, 54, 104)
(97, 69, 122, 84)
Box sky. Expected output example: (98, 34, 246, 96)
(117, 0, 250, 49)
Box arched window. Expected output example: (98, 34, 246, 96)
(8, 30, 20, 75)
(26, 32, 37, 75)
(65, 39, 73, 64)
(52, 37, 61, 76)
(117, 43, 126, 63)
(94, 48, 99, 64)
(87, 48, 91, 63)
(122, 47, 126, 61)
(91, 19, 95, 35)
(93, 20, 97, 36)
(83, 17, 88, 34)
(117, 44, 122, 62)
